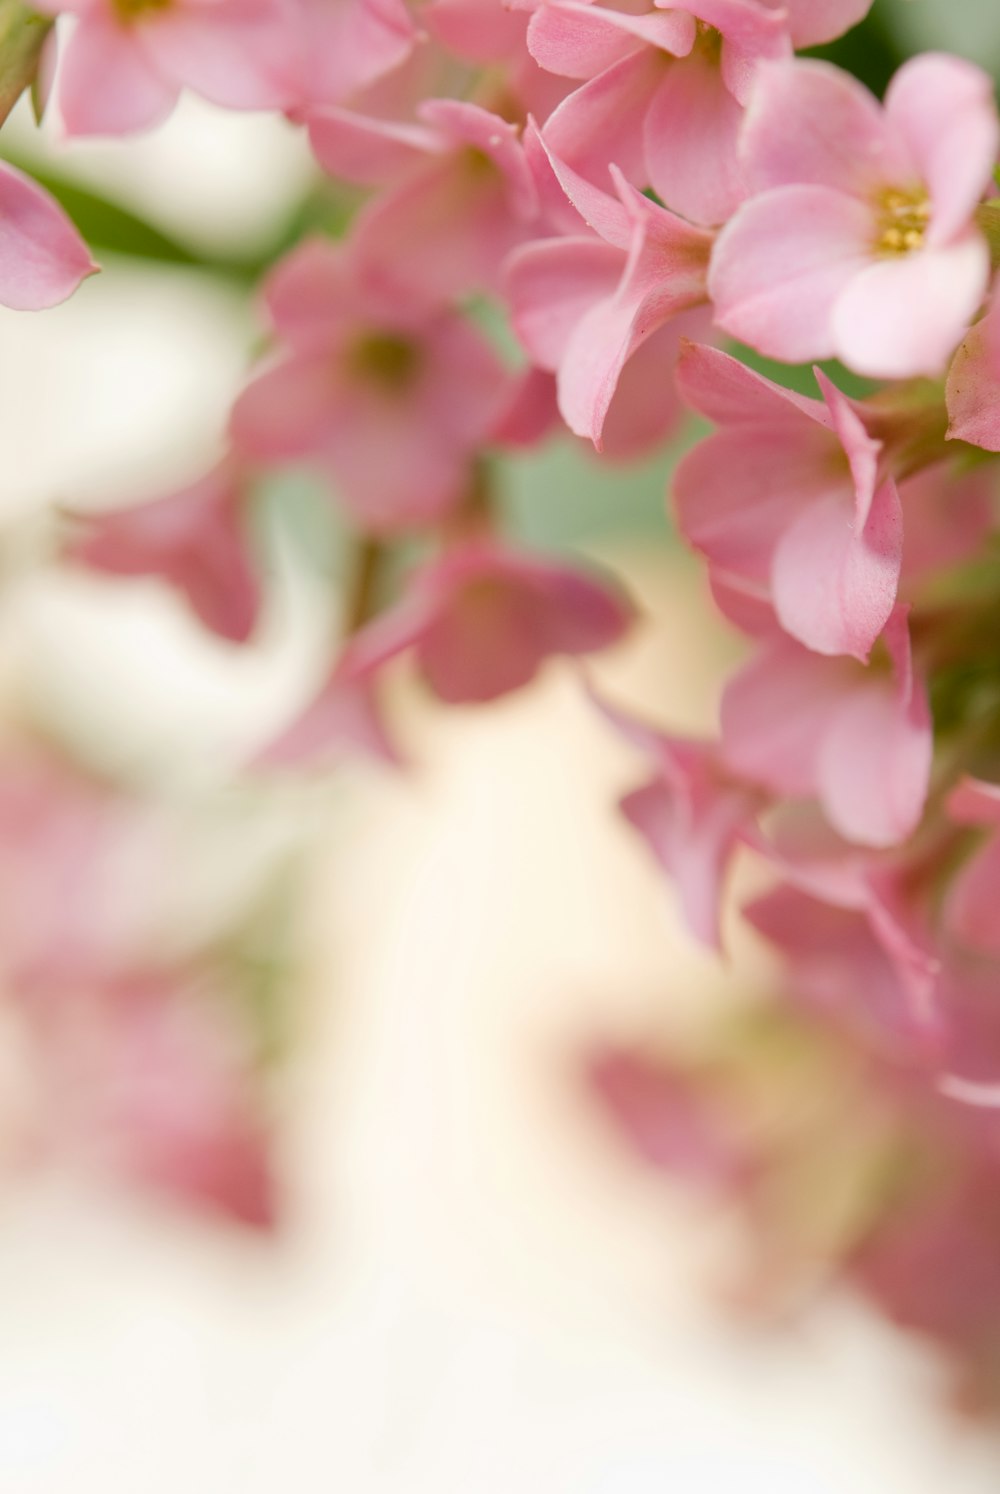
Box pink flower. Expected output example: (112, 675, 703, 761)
(308, 100, 541, 303)
(69, 460, 261, 644)
(673, 343, 902, 661)
(529, 0, 871, 224)
(41, 0, 298, 135)
(720, 608, 932, 849)
(230, 237, 512, 531)
(505, 136, 712, 449)
(268, 0, 416, 115)
(339, 539, 634, 703)
(590, 684, 760, 948)
(0, 161, 96, 309)
(710, 54, 999, 377)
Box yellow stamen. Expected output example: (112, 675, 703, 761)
(875, 187, 931, 256)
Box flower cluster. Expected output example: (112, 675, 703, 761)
(3, 0, 1000, 1346)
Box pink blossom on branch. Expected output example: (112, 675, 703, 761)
(230, 237, 513, 532)
(710, 54, 999, 377)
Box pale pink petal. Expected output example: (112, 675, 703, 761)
(73, 464, 260, 645)
(884, 53, 999, 249)
(144, 8, 293, 111)
(675, 340, 823, 426)
(599, 312, 703, 459)
(230, 353, 343, 462)
(818, 612, 931, 847)
(644, 50, 745, 225)
(831, 236, 990, 379)
(0, 162, 96, 310)
(261, 236, 356, 345)
(674, 422, 845, 581)
(721, 641, 854, 798)
(541, 49, 664, 194)
(254, 673, 400, 767)
(770, 0, 873, 48)
(527, 124, 631, 245)
(58, 20, 179, 136)
(307, 106, 442, 185)
(739, 58, 904, 197)
(709, 184, 873, 361)
(505, 235, 624, 369)
(527, 2, 692, 80)
(771, 479, 902, 660)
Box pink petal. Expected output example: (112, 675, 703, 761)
(831, 236, 990, 379)
(771, 478, 902, 660)
(948, 777, 1000, 829)
(307, 106, 442, 185)
(58, 20, 179, 135)
(73, 464, 260, 644)
(774, 0, 873, 48)
(527, 2, 692, 80)
(708, 184, 874, 361)
(817, 611, 931, 847)
(721, 640, 854, 798)
(505, 234, 624, 369)
(254, 672, 400, 768)
(0, 162, 96, 310)
(884, 53, 999, 249)
(675, 340, 823, 426)
(644, 50, 746, 225)
(740, 58, 904, 197)
(542, 48, 664, 195)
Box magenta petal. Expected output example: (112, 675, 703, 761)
(709, 184, 873, 362)
(831, 237, 990, 379)
(948, 776, 1000, 829)
(771, 479, 902, 660)
(644, 52, 745, 225)
(59, 20, 180, 135)
(0, 162, 96, 310)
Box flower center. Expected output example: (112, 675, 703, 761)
(693, 19, 722, 62)
(348, 333, 422, 393)
(111, 0, 171, 22)
(875, 187, 931, 255)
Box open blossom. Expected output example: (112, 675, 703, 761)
(69, 460, 262, 644)
(230, 237, 513, 531)
(673, 343, 901, 660)
(309, 100, 541, 303)
(710, 54, 999, 377)
(39, 0, 418, 134)
(530, 0, 872, 225)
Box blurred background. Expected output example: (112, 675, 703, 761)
(2, 2, 1000, 1488)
